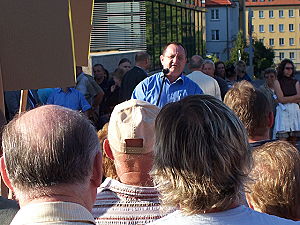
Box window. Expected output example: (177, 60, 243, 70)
(279, 24, 284, 32)
(211, 9, 219, 20)
(279, 38, 284, 45)
(279, 52, 285, 60)
(269, 24, 274, 32)
(269, 38, 274, 46)
(212, 30, 220, 40)
(259, 25, 264, 32)
(269, 10, 274, 18)
(279, 10, 284, 18)
(289, 38, 295, 45)
(289, 9, 294, 17)
(290, 52, 295, 59)
(289, 24, 294, 32)
(259, 11, 264, 18)
(259, 38, 264, 44)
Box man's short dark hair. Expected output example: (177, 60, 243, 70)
(2, 105, 100, 192)
(189, 55, 203, 69)
(135, 52, 150, 63)
(161, 42, 187, 57)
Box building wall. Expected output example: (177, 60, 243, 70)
(206, 3, 239, 61)
(246, 6, 300, 68)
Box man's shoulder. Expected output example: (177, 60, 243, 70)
(188, 71, 218, 83)
(136, 72, 160, 85)
(11, 202, 94, 225)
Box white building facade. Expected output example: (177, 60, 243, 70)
(205, 0, 240, 61)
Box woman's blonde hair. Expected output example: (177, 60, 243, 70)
(97, 123, 118, 180)
(247, 140, 300, 220)
(152, 95, 252, 215)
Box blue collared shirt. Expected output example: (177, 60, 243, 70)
(131, 72, 203, 107)
(47, 88, 91, 112)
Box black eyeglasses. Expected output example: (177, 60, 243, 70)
(284, 67, 293, 70)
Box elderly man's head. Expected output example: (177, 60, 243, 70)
(201, 60, 215, 77)
(0, 105, 102, 210)
(247, 141, 300, 221)
(152, 95, 251, 214)
(104, 100, 160, 186)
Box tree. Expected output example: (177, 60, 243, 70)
(228, 31, 248, 65)
(253, 40, 275, 79)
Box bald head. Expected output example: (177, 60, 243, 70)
(2, 105, 100, 193)
(189, 55, 204, 71)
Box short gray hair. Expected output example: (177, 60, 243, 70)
(152, 95, 252, 214)
(189, 55, 203, 69)
(2, 105, 100, 192)
(202, 59, 215, 70)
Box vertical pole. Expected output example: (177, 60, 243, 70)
(0, 65, 8, 198)
(19, 90, 28, 114)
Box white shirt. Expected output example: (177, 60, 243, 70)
(148, 205, 300, 225)
(187, 71, 221, 100)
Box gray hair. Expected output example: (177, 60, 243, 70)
(152, 95, 252, 214)
(2, 105, 100, 193)
(202, 59, 215, 70)
(189, 55, 204, 69)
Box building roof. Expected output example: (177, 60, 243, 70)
(205, 0, 233, 6)
(246, 0, 300, 6)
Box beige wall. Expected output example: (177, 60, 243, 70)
(246, 6, 300, 68)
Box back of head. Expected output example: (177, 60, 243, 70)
(108, 99, 160, 155)
(135, 52, 150, 63)
(152, 95, 251, 214)
(2, 105, 100, 194)
(247, 140, 300, 220)
(189, 55, 203, 70)
(224, 81, 272, 139)
(235, 60, 246, 72)
(202, 59, 215, 69)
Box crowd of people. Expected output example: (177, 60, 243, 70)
(1, 42, 300, 225)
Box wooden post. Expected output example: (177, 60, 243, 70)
(19, 90, 28, 114)
(0, 65, 8, 198)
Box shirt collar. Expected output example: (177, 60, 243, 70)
(58, 88, 72, 93)
(159, 72, 184, 84)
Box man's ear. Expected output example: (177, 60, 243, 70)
(160, 55, 164, 65)
(103, 139, 114, 160)
(0, 156, 14, 191)
(90, 152, 102, 188)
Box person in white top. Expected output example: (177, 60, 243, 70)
(187, 55, 221, 100)
(148, 95, 299, 225)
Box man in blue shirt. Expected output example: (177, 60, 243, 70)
(132, 42, 203, 107)
(47, 87, 91, 112)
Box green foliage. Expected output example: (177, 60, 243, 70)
(228, 31, 248, 64)
(206, 53, 219, 63)
(253, 40, 275, 79)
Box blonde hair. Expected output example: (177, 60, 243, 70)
(152, 95, 252, 215)
(247, 141, 300, 220)
(97, 123, 118, 180)
(224, 81, 272, 139)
